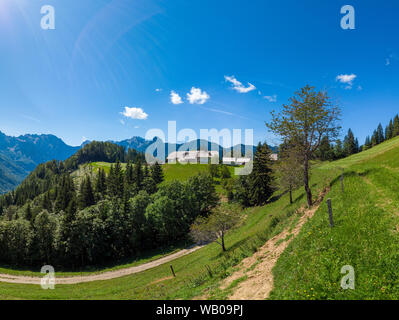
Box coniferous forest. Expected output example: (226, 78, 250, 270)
(0, 141, 219, 268)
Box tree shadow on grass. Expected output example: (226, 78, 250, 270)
(0, 239, 192, 274)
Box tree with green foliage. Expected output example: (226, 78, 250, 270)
(371, 130, 378, 147)
(208, 164, 219, 179)
(393, 115, 399, 137)
(151, 162, 164, 185)
(143, 176, 157, 195)
(133, 158, 144, 192)
(334, 139, 344, 159)
(388, 119, 394, 139)
(79, 176, 95, 209)
(277, 143, 303, 204)
(343, 129, 358, 156)
(25, 203, 33, 222)
(55, 174, 76, 212)
(376, 123, 385, 144)
(315, 136, 334, 161)
(220, 165, 231, 179)
(190, 203, 242, 252)
(33, 210, 59, 263)
(364, 136, 372, 150)
(248, 142, 275, 206)
(95, 168, 107, 195)
(267, 85, 341, 206)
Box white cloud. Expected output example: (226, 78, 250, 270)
(121, 106, 148, 120)
(336, 74, 357, 89)
(224, 75, 256, 93)
(385, 53, 398, 66)
(264, 95, 277, 102)
(170, 90, 183, 105)
(155, 88, 162, 92)
(187, 87, 210, 104)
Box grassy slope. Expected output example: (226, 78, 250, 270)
(88, 162, 235, 194)
(270, 136, 399, 299)
(0, 163, 231, 278)
(1, 138, 398, 299)
(0, 162, 330, 299)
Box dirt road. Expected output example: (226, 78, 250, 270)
(0, 245, 204, 285)
(221, 188, 329, 300)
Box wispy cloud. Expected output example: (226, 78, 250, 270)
(187, 87, 210, 104)
(336, 73, 357, 89)
(121, 106, 148, 120)
(197, 105, 250, 120)
(385, 53, 398, 66)
(170, 90, 183, 105)
(264, 95, 277, 102)
(224, 75, 256, 93)
(21, 114, 41, 123)
(155, 88, 162, 92)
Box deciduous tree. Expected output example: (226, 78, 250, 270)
(266, 85, 341, 206)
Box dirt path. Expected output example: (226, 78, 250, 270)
(0, 245, 204, 285)
(221, 188, 329, 300)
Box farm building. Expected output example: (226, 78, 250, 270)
(167, 150, 219, 163)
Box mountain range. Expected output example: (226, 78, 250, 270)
(0, 131, 277, 194)
(0, 132, 80, 193)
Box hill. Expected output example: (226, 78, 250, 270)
(0, 131, 276, 194)
(0, 133, 398, 299)
(0, 131, 79, 194)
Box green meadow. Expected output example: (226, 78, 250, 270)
(1, 137, 399, 299)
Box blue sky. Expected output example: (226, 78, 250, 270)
(0, 0, 398, 147)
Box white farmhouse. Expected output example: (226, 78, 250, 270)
(167, 150, 219, 163)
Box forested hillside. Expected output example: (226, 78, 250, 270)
(0, 132, 79, 194)
(0, 141, 219, 268)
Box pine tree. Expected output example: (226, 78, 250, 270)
(144, 163, 150, 178)
(95, 168, 107, 195)
(143, 176, 157, 195)
(55, 174, 76, 212)
(394, 115, 399, 137)
(133, 158, 143, 191)
(125, 161, 134, 185)
(388, 119, 394, 139)
(25, 203, 32, 222)
(315, 136, 334, 161)
(42, 191, 52, 211)
(364, 136, 372, 150)
(107, 161, 124, 198)
(79, 176, 95, 209)
(247, 142, 275, 206)
(151, 162, 164, 185)
(371, 130, 378, 146)
(343, 129, 357, 156)
(376, 123, 385, 144)
(334, 139, 344, 159)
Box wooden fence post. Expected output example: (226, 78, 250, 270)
(170, 265, 176, 277)
(327, 198, 334, 227)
